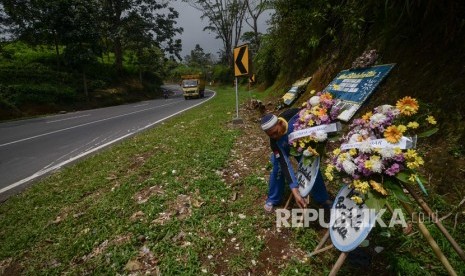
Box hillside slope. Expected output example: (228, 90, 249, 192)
(268, 2, 465, 204)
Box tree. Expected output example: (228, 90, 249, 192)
(61, 2, 102, 100)
(98, 0, 183, 74)
(186, 0, 248, 66)
(1, 0, 87, 69)
(243, 0, 270, 53)
(184, 44, 214, 69)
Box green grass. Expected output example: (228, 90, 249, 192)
(1, 86, 464, 275)
(0, 86, 268, 274)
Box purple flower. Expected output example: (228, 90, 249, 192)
(385, 163, 401, 176)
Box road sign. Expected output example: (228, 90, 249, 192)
(249, 74, 255, 83)
(234, 45, 249, 77)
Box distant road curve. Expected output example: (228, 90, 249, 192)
(0, 86, 214, 201)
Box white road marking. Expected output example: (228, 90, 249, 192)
(46, 114, 91, 123)
(133, 103, 149, 108)
(0, 100, 182, 148)
(0, 91, 215, 195)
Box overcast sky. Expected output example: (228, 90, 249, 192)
(168, 1, 272, 60)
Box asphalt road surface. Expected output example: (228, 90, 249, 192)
(0, 85, 214, 201)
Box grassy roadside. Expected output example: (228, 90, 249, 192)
(1, 86, 464, 275)
(0, 86, 259, 274)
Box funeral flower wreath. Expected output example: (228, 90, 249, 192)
(288, 91, 341, 165)
(325, 96, 438, 209)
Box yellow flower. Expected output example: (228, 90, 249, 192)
(384, 126, 403, 143)
(405, 149, 418, 159)
(369, 180, 388, 196)
(352, 180, 370, 194)
(351, 196, 363, 205)
(397, 125, 407, 133)
(320, 92, 333, 101)
(362, 111, 373, 122)
(307, 146, 319, 156)
(408, 173, 418, 182)
(310, 89, 316, 95)
(394, 148, 402, 155)
(307, 119, 314, 126)
(407, 121, 419, 129)
(396, 96, 419, 116)
(325, 165, 335, 181)
(349, 148, 358, 156)
(333, 148, 341, 155)
(364, 160, 373, 170)
(407, 156, 424, 169)
(426, 116, 437, 125)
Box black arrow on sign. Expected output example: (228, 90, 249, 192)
(235, 46, 247, 74)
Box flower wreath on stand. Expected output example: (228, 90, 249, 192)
(288, 91, 342, 196)
(325, 96, 438, 210)
(289, 91, 341, 163)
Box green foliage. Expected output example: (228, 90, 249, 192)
(0, 83, 77, 106)
(211, 64, 233, 84)
(183, 44, 214, 69)
(258, 0, 465, 86)
(254, 34, 280, 86)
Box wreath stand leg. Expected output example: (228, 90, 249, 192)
(328, 252, 348, 276)
(284, 193, 294, 209)
(402, 183, 465, 262)
(399, 200, 457, 276)
(309, 230, 333, 257)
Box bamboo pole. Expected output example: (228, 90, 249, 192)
(314, 230, 330, 251)
(309, 244, 334, 257)
(328, 252, 348, 276)
(402, 183, 465, 262)
(400, 201, 457, 276)
(284, 193, 293, 209)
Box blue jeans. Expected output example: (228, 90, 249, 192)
(267, 154, 329, 205)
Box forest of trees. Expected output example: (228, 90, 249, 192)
(0, 0, 272, 118)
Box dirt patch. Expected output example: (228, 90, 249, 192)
(151, 190, 204, 225)
(209, 100, 316, 274)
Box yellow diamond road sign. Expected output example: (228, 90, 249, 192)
(234, 45, 249, 77)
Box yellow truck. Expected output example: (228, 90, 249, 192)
(181, 74, 206, 99)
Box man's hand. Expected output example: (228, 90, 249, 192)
(291, 188, 307, 209)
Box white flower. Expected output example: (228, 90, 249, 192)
(375, 105, 394, 114)
(370, 113, 387, 125)
(379, 148, 395, 159)
(349, 133, 362, 143)
(358, 143, 372, 154)
(342, 160, 357, 175)
(309, 96, 320, 106)
(314, 130, 328, 142)
(370, 158, 383, 173)
(303, 149, 313, 157)
(375, 104, 401, 116)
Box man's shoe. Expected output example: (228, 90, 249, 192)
(264, 202, 275, 213)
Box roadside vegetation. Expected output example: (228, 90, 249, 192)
(1, 0, 464, 274)
(1, 87, 464, 274)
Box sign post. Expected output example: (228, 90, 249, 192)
(233, 44, 249, 124)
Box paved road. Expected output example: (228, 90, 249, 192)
(0, 85, 214, 201)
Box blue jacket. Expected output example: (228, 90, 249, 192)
(269, 108, 301, 189)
